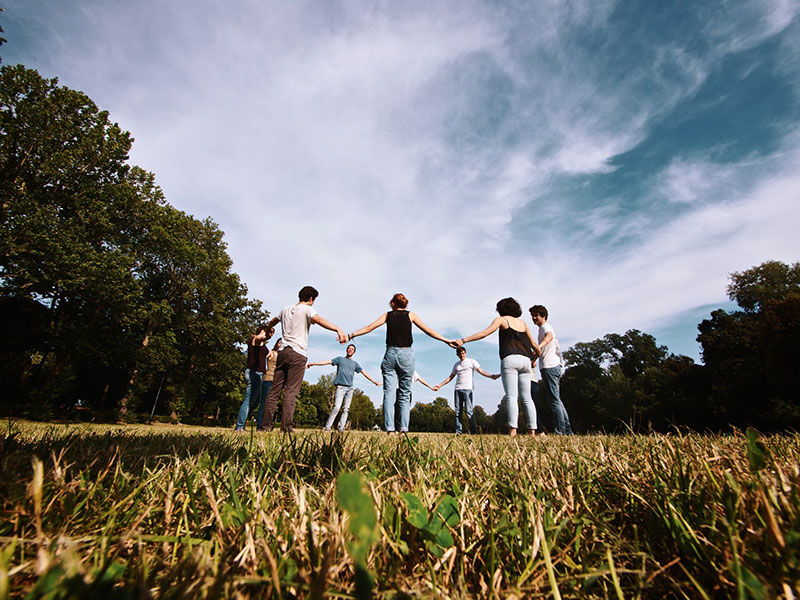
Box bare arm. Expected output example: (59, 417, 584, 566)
(476, 367, 501, 380)
(408, 312, 452, 345)
(456, 317, 504, 346)
(267, 316, 280, 329)
(306, 360, 333, 369)
(436, 373, 455, 389)
(348, 313, 388, 340)
(525, 324, 542, 356)
(310, 314, 348, 343)
(415, 374, 436, 391)
(359, 370, 381, 386)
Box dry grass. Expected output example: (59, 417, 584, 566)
(1, 421, 799, 598)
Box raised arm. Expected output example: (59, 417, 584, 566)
(311, 314, 348, 343)
(306, 360, 333, 369)
(408, 312, 452, 345)
(456, 317, 504, 346)
(359, 370, 381, 386)
(348, 313, 388, 341)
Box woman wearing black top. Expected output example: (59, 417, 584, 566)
(348, 293, 453, 433)
(454, 298, 541, 436)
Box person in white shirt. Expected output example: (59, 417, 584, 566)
(260, 286, 347, 433)
(529, 305, 573, 435)
(436, 346, 499, 434)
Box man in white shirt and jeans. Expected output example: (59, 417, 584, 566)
(437, 346, 500, 434)
(261, 286, 347, 433)
(529, 305, 573, 435)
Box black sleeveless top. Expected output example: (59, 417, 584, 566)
(498, 321, 534, 360)
(385, 311, 413, 347)
(246, 338, 269, 371)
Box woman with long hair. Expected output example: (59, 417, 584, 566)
(348, 293, 453, 433)
(454, 297, 541, 436)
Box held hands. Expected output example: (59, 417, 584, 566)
(491, 374, 501, 380)
(336, 330, 348, 343)
(433, 385, 441, 391)
(447, 339, 461, 349)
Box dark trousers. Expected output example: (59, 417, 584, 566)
(261, 346, 307, 432)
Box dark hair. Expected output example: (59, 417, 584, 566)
(455, 346, 466, 355)
(390, 293, 408, 309)
(529, 305, 548, 320)
(298, 286, 319, 302)
(346, 344, 356, 352)
(256, 324, 271, 334)
(496, 297, 522, 317)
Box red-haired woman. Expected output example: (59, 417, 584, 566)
(348, 293, 453, 433)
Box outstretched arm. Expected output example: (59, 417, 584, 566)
(360, 370, 381, 386)
(415, 374, 437, 391)
(476, 367, 501, 380)
(455, 317, 504, 346)
(311, 314, 348, 343)
(408, 312, 453, 345)
(348, 313, 388, 341)
(436, 373, 455, 389)
(306, 360, 333, 369)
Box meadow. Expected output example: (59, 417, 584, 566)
(1, 421, 798, 599)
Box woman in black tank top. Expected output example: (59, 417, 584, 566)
(455, 297, 542, 437)
(348, 293, 454, 433)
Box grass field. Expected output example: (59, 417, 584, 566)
(1, 421, 798, 599)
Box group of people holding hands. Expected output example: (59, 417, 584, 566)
(235, 286, 572, 437)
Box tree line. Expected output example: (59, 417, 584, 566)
(2, 66, 798, 431)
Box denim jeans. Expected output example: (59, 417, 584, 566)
(382, 346, 414, 432)
(325, 385, 355, 431)
(235, 369, 264, 430)
(541, 365, 573, 434)
(501, 354, 537, 430)
(454, 389, 477, 434)
(255, 380, 272, 429)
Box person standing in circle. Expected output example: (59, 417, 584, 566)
(260, 286, 347, 433)
(454, 298, 541, 436)
(436, 346, 500, 435)
(307, 343, 381, 431)
(234, 324, 273, 431)
(347, 293, 454, 433)
(529, 305, 573, 435)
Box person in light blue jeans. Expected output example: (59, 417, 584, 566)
(455, 297, 542, 436)
(347, 293, 454, 433)
(530, 305, 573, 435)
(307, 343, 381, 431)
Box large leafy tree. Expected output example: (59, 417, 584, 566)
(1, 65, 267, 420)
(698, 260, 800, 430)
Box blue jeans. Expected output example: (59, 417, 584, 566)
(236, 369, 265, 430)
(255, 380, 272, 429)
(325, 385, 355, 431)
(454, 389, 477, 434)
(501, 354, 537, 430)
(541, 366, 572, 434)
(382, 346, 414, 432)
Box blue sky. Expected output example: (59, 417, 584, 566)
(4, 0, 800, 414)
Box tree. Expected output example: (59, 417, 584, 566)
(347, 392, 378, 430)
(727, 261, 800, 313)
(698, 260, 800, 430)
(0, 65, 268, 421)
(410, 397, 455, 432)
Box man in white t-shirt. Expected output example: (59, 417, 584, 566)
(529, 305, 573, 435)
(260, 286, 347, 433)
(436, 346, 500, 434)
